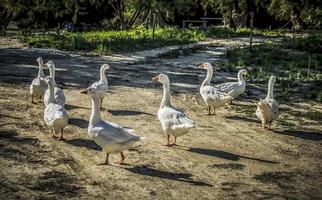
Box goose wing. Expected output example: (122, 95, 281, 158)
(54, 87, 65, 105)
(266, 99, 279, 119)
(91, 81, 108, 91)
(159, 107, 194, 130)
(44, 87, 65, 106)
(90, 121, 141, 143)
(31, 77, 42, 86)
(44, 103, 68, 125)
(216, 82, 238, 93)
(201, 85, 233, 101)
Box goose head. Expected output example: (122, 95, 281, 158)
(152, 74, 170, 84)
(36, 57, 43, 64)
(45, 60, 55, 69)
(80, 87, 100, 99)
(239, 69, 248, 75)
(101, 64, 110, 70)
(199, 62, 213, 70)
(270, 75, 276, 84)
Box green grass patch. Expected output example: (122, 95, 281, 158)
(20, 27, 290, 54)
(21, 27, 205, 54)
(204, 27, 287, 38)
(221, 35, 322, 102)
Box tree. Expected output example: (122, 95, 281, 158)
(268, 0, 322, 29)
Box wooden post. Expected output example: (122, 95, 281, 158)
(202, 18, 207, 28)
(152, 10, 156, 45)
(249, 11, 254, 52)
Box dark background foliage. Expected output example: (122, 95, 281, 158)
(1, 0, 321, 31)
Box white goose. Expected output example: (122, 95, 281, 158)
(44, 77, 69, 140)
(44, 61, 66, 107)
(256, 75, 279, 129)
(80, 87, 143, 165)
(90, 64, 109, 109)
(30, 57, 47, 103)
(199, 62, 233, 115)
(153, 74, 194, 146)
(216, 68, 247, 102)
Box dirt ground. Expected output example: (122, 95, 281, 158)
(0, 36, 321, 199)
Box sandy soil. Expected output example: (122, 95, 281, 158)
(0, 36, 321, 199)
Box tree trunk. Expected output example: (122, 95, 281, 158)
(110, 0, 126, 30)
(128, 0, 145, 28)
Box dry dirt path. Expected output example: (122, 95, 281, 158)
(0, 36, 321, 199)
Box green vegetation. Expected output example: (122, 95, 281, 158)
(2, 0, 321, 31)
(204, 27, 287, 38)
(21, 27, 205, 54)
(21, 27, 288, 54)
(221, 35, 322, 102)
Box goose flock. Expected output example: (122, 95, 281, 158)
(29, 57, 279, 165)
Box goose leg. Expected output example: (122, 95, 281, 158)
(171, 136, 178, 146)
(59, 128, 65, 140)
(51, 128, 57, 139)
(31, 95, 35, 104)
(98, 153, 109, 165)
(207, 106, 211, 115)
(212, 107, 216, 115)
(116, 152, 125, 165)
(100, 98, 103, 110)
(262, 119, 266, 129)
(164, 135, 171, 146)
(267, 123, 271, 130)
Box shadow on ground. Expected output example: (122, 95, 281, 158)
(225, 115, 259, 123)
(273, 130, 322, 141)
(188, 148, 278, 164)
(125, 165, 212, 186)
(68, 118, 88, 129)
(64, 138, 101, 151)
(0, 129, 85, 198)
(108, 109, 155, 116)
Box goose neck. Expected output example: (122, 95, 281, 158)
(90, 97, 102, 124)
(266, 78, 275, 100)
(238, 71, 244, 82)
(47, 81, 55, 104)
(38, 61, 45, 77)
(99, 67, 107, 83)
(161, 82, 171, 108)
(49, 65, 57, 86)
(201, 67, 213, 87)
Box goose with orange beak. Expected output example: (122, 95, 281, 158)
(199, 62, 233, 115)
(88, 64, 110, 110)
(153, 74, 194, 146)
(80, 87, 144, 165)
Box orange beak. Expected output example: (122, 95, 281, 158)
(199, 64, 205, 69)
(80, 90, 88, 94)
(152, 75, 160, 81)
